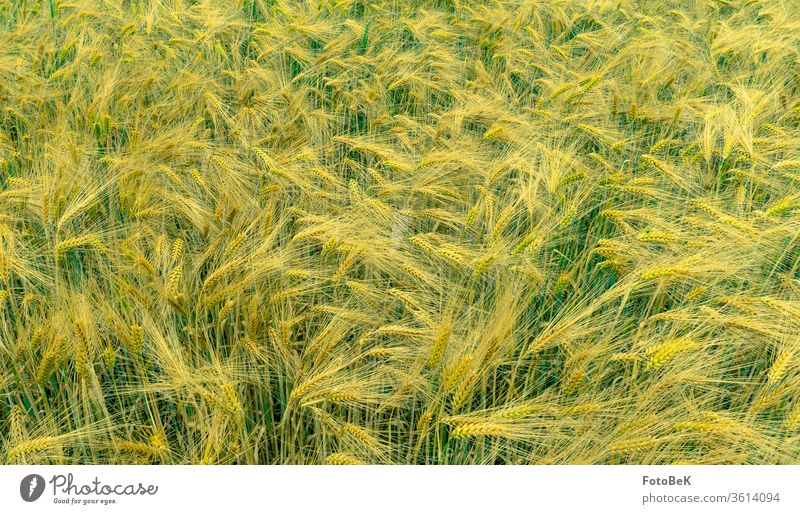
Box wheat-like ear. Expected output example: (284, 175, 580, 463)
(325, 453, 364, 465)
(170, 239, 184, 263)
(451, 422, 510, 439)
(428, 323, 451, 367)
(767, 349, 792, 385)
(9, 406, 28, 448)
(645, 338, 698, 369)
(167, 266, 183, 298)
(6, 437, 62, 464)
(128, 325, 144, 353)
(55, 234, 104, 258)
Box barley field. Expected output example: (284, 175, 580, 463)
(1, 0, 799, 465)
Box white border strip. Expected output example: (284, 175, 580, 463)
(2, 465, 798, 514)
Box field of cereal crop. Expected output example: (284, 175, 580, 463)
(1, 0, 800, 464)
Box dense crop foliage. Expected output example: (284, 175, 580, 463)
(1, 0, 800, 464)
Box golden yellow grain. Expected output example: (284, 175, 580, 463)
(325, 453, 364, 465)
(451, 422, 510, 439)
(646, 338, 698, 369)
